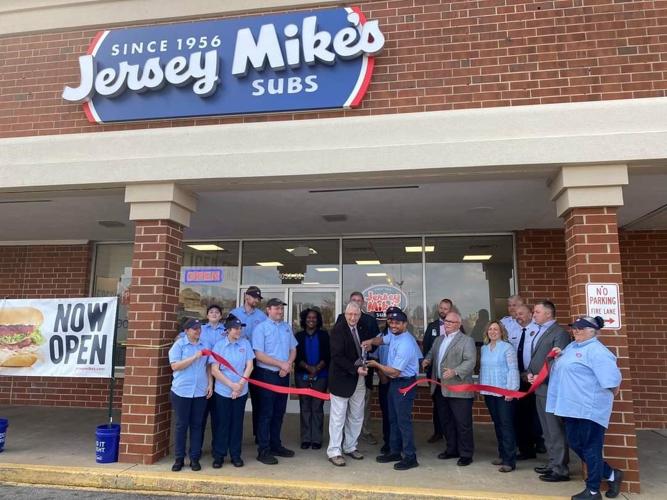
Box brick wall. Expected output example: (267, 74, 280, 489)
(0, 244, 125, 408)
(2, 0, 667, 138)
(620, 230, 667, 430)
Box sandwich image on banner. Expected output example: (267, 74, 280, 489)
(0, 307, 45, 367)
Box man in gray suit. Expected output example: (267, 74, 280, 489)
(422, 311, 476, 466)
(528, 300, 572, 482)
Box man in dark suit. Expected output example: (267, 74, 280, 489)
(422, 298, 453, 443)
(336, 291, 380, 445)
(528, 300, 572, 482)
(422, 311, 477, 466)
(327, 301, 374, 466)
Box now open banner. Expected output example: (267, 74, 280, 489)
(0, 297, 118, 378)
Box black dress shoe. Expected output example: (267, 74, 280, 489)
(394, 458, 419, 470)
(437, 452, 460, 459)
(376, 453, 402, 463)
(457, 457, 473, 466)
(171, 459, 184, 472)
(231, 457, 244, 468)
(190, 459, 201, 471)
(572, 488, 602, 500)
(539, 472, 570, 482)
(271, 446, 295, 457)
(311, 443, 322, 450)
(534, 465, 552, 474)
(427, 433, 443, 443)
(605, 468, 623, 498)
(516, 453, 537, 460)
(212, 458, 223, 469)
(300, 442, 311, 450)
(257, 451, 278, 465)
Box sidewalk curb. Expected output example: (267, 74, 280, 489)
(0, 463, 568, 500)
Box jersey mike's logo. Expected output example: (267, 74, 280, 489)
(62, 7, 385, 123)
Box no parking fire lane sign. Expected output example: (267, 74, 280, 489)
(586, 283, 621, 330)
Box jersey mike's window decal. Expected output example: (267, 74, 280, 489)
(362, 285, 408, 320)
(62, 6, 385, 123)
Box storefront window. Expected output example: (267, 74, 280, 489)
(241, 239, 340, 285)
(424, 235, 515, 345)
(92, 243, 133, 367)
(179, 242, 240, 324)
(342, 237, 424, 338)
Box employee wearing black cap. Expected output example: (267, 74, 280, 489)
(209, 314, 254, 468)
(251, 297, 298, 465)
(230, 286, 268, 442)
(168, 319, 212, 472)
(363, 307, 422, 470)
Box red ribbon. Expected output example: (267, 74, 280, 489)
(202, 349, 331, 401)
(399, 349, 558, 398)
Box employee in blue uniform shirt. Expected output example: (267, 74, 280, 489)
(199, 304, 225, 455)
(547, 316, 624, 500)
(252, 297, 298, 465)
(364, 307, 422, 471)
(230, 286, 268, 442)
(168, 319, 212, 472)
(209, 314, 254, 469)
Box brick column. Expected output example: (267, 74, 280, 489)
(119, 183, 196, 464)
(563, 207, 639, 493)
(118, 220, 184, 464)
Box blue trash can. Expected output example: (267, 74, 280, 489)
(0, 418, 7, 452)
(95, 423, 120, 463)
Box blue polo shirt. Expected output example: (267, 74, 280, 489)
(376, 331, 395, 365)
(230, 306, 268, 344)
(546, 337, 621, 428)
(252, 319, 298, 372)
(168, 336, 209, 398)
(200, 322, 226, 349)
(209, 336, 255, 398)
(384, 331, 421, 377)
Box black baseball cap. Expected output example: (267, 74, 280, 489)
(183, 318, 202, 330)
(386, 306, 408, 322)
(245, 286, 263, 299)
(224, 313, 246, 330)
(266, 298, 287, 307)
(569, 316, 604, 330)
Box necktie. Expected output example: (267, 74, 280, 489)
(350, 326, 362, 357)
(517, 327, 526, 372)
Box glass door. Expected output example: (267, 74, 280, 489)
(288, 288, 339, 334)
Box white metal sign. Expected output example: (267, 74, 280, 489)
(586, 283, 621, 330)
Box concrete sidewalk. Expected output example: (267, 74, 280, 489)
(0, 406, 663, 499)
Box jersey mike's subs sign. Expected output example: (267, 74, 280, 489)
(62, 7, 385, 123)
(0, 298, 117, 378)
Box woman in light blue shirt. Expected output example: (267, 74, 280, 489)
(168, 319, 211, 472)
(547, 316, 623, 500)
(209, 314, 254, 468)
(480, 321, 520, 472)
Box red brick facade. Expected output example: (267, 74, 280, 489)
(620, 230, 667, 430)
(2, 0, 667, 138)
(118, 220, 184, 464)
(0, 244, 125, 408)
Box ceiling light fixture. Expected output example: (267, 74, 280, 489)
(257, 261, 283, 267)
(462, 255, 492, 261)
(188, 244, 223, 251)
(315, 267, 339, 272)
(356, 260, 381, 265)
(366, 272, 387, 277)
(405, 246, 435, 253)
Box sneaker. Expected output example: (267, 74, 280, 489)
(212, 458, 223, 469)
(328, 455, 346, 467)
(376, 453, 402, 463)
(572, 488, 602, 500)
(231, 457, 244, 468)
(394, 458, 419, 470)
(257, 451, 278, 465)
(171, 459, 184, 472)
(190, 459, 201, 471)
(605, 469, 623, 498)
(344, 450, 364, 460)
(271, 446, 295, 458)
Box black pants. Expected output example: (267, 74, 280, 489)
(254, 366, 289, 453)
(378, 381, 390, 449)
(431, 391, 443, 436)
(213, 393, 247, 461)
(434, 390, 474, 459)
(295, 375, 328, 445)
(514, 380, 544, 455)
